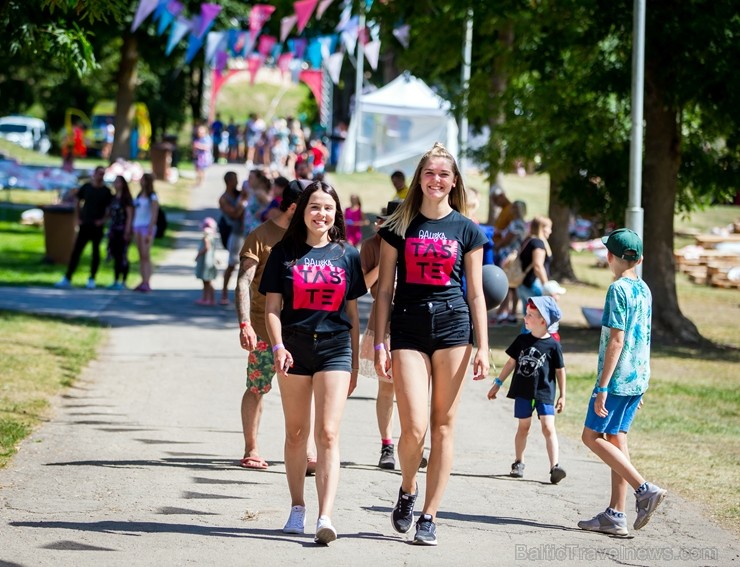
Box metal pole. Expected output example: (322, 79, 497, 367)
(459, 8, 473, 173)
(627, 0, 645, 273)
(353, 7, 366, 172)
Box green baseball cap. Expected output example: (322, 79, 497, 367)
(601, 228, 643, 261)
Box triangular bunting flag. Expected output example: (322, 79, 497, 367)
(277, 53, 293, 75)
(152, 0, 169, 22)
(327, 52, 343, 84)
(294, 0, 319, 34)
(197, 3, 222, 39)
(185, 31, 205, 65)
(280, 15, 297, 43)
(335, 4, 352, 32)
(131, 0, 160, 32)
(306, 39, 323, 69)
(157, 1, 183, 36)
(165, 16, 192, 55)
(215, 50, 228, 72)
(392, 24, 410, 49)
(250, 4, 276, 35)
(316, 0, 334, 19)
(258, 35, 277, 57)
(205, 31, 226, 65)
(288, 38, 308, 59)
(341, 30, 357, 54)
(242, 31, 256, 57)
(317, 35, 335, 61)
(363, 39, 380, 70)
(246, 55, 263, 85)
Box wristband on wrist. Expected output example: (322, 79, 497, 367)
(239, 321, 251, 329)
(272, 343, 285, 353)
(351, 367, 359, 371)
(494, 377, 504, 387)
(595, 386, 608, 393)
(374, 343, 386, 351)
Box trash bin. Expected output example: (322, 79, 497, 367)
(150, 142, 174, 181)
(41, 205, 76, 265)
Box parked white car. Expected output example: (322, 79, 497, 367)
(0, 116, 51, 154)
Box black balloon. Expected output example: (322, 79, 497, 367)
(481, 264, 509, 310)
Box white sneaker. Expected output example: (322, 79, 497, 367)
(54, 277, 72, 289)
(314, 516, 337, 545)
(282, 505, 305, 534)
(85, 278, 96, 290)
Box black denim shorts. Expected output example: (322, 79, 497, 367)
(283, 328, 352, 376)
(390, 298, 473, 357)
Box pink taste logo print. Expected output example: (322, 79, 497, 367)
(292, 260, 346, 311)
(405, 232, 458, 286)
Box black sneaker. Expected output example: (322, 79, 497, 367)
(390, 485, 417, 533)
(510, 460, 525, 478)
(413, 513, 437, 546)
(378, 444, 395, 470)
(550, 464, 566, 484)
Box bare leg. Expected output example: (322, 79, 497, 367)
(582, 427, 645, 491)
(392, 350, 432, 495)
(277, 373, 313, 506)
(422, 345, 472, 518)
(514, 418, 532, 462)
(540, 415, 559, 468)
(241, 390, 264, 458)
(312, 371, 351, 518)
(606, 432, 631, 513)
(376, 379, 395, 440)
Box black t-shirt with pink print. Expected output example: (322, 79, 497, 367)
(259, 241, 367, 333)
(379, 210, 487, 305)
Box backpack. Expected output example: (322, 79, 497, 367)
(155, 207, 167, 239)
(502, 238, 533, 288)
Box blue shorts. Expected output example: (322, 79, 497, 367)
(283, 328, 351, 376)
(514, 397, 555, 419)
(390, 299, 472, 357)
(584, 391, 643, 435)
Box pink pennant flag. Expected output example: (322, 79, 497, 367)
(364, 39, 381, 70)
(247, 55, 264, 85)
(131, 0, 160, 32)
(197, 3, 222, 39)
(294, 0, 319, 34)
(277, 53, 294, 75)
(359, 26, 370, 46)
(299, 69, 323, 109)
(250, 4, 276, 35)
(280, 15, 297, 43)
(258, 35, 277, 57)
(392, 24, 410, 49)
(316, 0, 334, 19)
(326, 52, 343, 85)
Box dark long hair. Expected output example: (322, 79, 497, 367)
(281, 181, 346, 260)
(115, 176, 133, 208)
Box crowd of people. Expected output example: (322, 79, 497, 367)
(50, 138, 666, 547)
(197, 113, 330, 183)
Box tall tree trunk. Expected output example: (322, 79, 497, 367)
(111, 33, 138, 162)
(189, 62, 205, 126)
(486, 22, 514, 226)
(548, 170, 576, 281)
(642, 63, 702, 344)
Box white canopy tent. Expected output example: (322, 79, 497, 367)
(337, 73, 459, 175)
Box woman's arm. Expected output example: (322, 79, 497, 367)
(347, 299, 360, 396)
(124, 205, 134, 240)
(464, 247, 490, 380)
(531, 247, 548, 283)
(264, 292, 291, 376)
(373, 240, 397, 379)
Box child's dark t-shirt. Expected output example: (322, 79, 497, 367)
(259, 241, 367, 333)
(505, 333, 564, 404)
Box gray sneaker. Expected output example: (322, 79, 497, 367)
(413, 513, 437, 546)
(634, 483, 667, 530)
(378, 444, 395, 470)
(510, 460, 525, 478)
(578, 510, 629, 536)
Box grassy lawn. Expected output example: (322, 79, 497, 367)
(0, 311, 104, 467)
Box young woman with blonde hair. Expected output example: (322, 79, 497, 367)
(374, 143, 489, 545)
